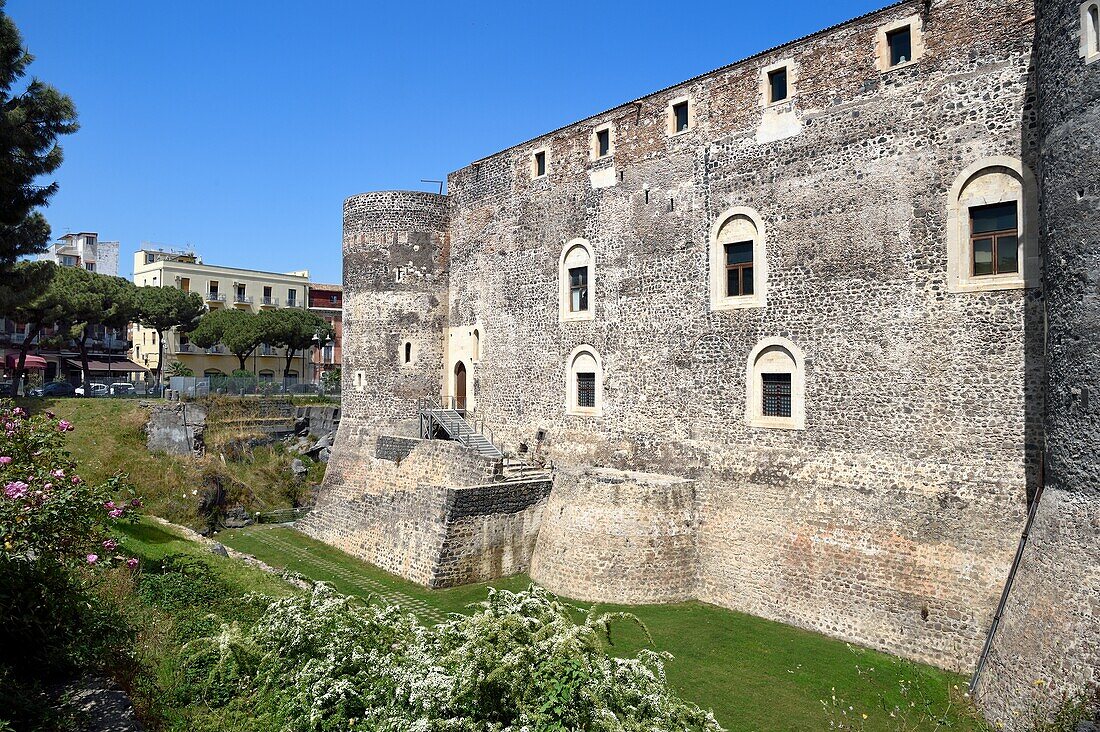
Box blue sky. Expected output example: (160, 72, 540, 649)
(8, 0, 885, 283)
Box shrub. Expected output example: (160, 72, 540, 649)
(178, 582, 725, 731)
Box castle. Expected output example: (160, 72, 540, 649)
(300, 0, 1100, 726)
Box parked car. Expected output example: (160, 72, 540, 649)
(0, 381, 13, 397)
(110, 382, 136, 396)
(29, 381, 76, 397)
(75, 382, 109, 397)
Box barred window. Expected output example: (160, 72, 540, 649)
(576, 372, 596, 408)
(761, 373, 792, 418)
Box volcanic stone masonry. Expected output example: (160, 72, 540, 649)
(301, 0, 1099, 727)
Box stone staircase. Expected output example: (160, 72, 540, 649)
(501, 457, 552, 483)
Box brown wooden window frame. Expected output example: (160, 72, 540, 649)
(724, 241, 754, 297)
(569, 265, 589, 312)
(969, 202, 1020, 278)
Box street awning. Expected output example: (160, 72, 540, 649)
(65, 358, 148, 373)
(5, 354, 47, 370)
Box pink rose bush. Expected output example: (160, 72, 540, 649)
(0, 401, 140, 568)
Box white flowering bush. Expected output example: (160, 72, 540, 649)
(178, 582, 725, 732)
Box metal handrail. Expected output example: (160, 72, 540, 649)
(417, 395, 500, 455)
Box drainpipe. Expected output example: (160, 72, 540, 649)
(968, 481, 1045, 694)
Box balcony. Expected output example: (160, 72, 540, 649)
(233, 294, 254, 306)
(206, 345, 224, 354)
(260, 296, 279, 307)
(177, 343, 195, 353)
(258, 345, 277, 356)
(206, 292, 226, 303)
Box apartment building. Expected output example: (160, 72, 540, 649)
(38, 231, 120, 275)
(131, 248, 311, 380)
(307, 283, 342, 384)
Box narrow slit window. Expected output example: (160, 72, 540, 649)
(768, 68, 788, 103)
(673, 101, 689, 133)
(404, 342, 412, 363)
(534, 150, 547, 177)
(576, 372, 596, 408)
(761, 373, 792, 418)
(887, 26, 913, 66)
(724, 241, 754, 297)
(596, 129, 610, 157)
(569, 266, 589, 312)
(970, 202, 1019, 276)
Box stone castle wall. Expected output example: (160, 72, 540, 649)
(300, 429, 549, 587)
(974, 0, 1100, 726)
(436, 0, 1039, 672)
(530, 468, 698, 604)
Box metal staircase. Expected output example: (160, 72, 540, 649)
(417, 397, 504, 459)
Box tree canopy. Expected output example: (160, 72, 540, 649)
(0, 0, 79, 271)
(189, 308, 268, 372)
(261, 308, 335, 377)
(135, 286, 206, 386)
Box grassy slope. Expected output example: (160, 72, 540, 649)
(13, 398, 322, 526)
(221, 525, 984, 732)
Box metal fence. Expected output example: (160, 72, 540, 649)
(168, 376, 339, 398)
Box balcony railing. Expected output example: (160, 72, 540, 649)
(260, 296, 278, 307)
(206, 292, 225, 302)
(233, 294, 253, 305)
(259, 345, 277, 356)
(206, 345, 224, 354)
(177, 343, 194, 353)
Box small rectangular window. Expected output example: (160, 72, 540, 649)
(287, 289, 297, 305)
(569, 266, 589, 312)
(596, 129, 610, 157)
(673, 101, 689, 133)
(887, 26, 913, 66)
(576, 372, 596, 408)
(180, 277, 190, 292)
(724, 241, 754, 297)
(145, 253, 154, 264)
(970, 202, 1019, 276)
(768, 68, 788, 103)
(762, 373, 792, 418)
(534, 150, 546, 177)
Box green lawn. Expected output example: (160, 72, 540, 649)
(219, 524, 985, 732)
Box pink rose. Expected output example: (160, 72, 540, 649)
(57, 420, 73, 432)
(45, 411, 55, 419)
(86, 554, 98, 564)
(104, 501, 116, 510)
(126, 558, 139, 570)
(12, 408, 25, 417)
(71, 476, 82, 485)
(103, 539, 118, 551)
(4, 481, 28, 500)
(0, 456, 11, 465)
(108, 508, 123, 519)
(51, 469, 65, 479)
(130, 498, 141, 507)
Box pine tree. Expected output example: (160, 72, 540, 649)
(0, 0, 79, 271)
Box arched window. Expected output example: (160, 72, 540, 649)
(946, 157, 1037, 293)
(559, 239, 595, 322)
(566, 345, 603, 416)
(709, 207, 767, 310)
(258, 370, 275, 382)
(403, 341, 413, 364)
(203, 369, 225, 377)
(1083, 2, 1100, 61)
(472, 329, 481, 361)
(745, 338, 805, 430)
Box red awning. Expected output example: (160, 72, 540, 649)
(64, 358, 147, 373)
(5, 354, 47, 370)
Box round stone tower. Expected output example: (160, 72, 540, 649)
(341, 190, 448, 431)
(974, 1, 1100, 726)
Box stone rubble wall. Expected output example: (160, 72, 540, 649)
(530, 468, 698, 604)
(299, 429, 548, 588)
(973, 0, 1100, 726)
(144, 401, 205, 456)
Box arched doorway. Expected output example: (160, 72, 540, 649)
(453, 361, 467, 413)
